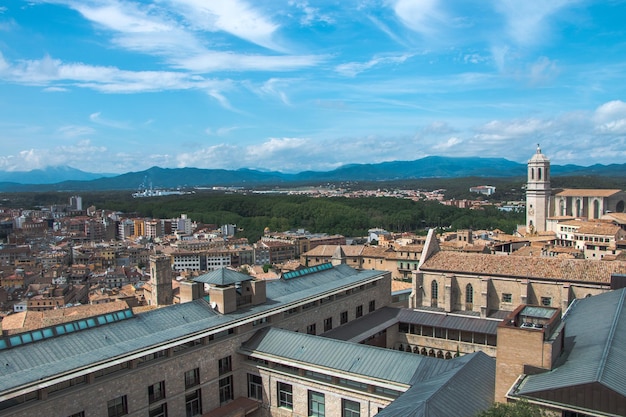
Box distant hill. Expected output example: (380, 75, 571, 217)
(0, 166, 113, 184)
(0, 157, 625, 192)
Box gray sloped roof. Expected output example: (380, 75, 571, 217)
(321, 306, 401, 342)
(396, 309, 501, 335)
(515, 288, 626, 397)
(0, 264, 386, 396)
(193, 268, 253, 285)
(241, 327, 495, 417)
(376, 351, 496, 417)
(0, 299, 226, 394)
(240, 326, 433, 384)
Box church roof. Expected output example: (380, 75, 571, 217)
(420, 251, 626, 284)
(555, 189, 622, 197)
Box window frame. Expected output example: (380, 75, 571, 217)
(218, 356, 232, 375)
(277, 382, 293, 410)
(323, 317, 333, 332)
(185, 389, 202, 417)
(184, 368, 200, 389)
(247, 373, 263, 401)
(107, 395, 128, 417)
(148, 380, 166, 403)
(308, 390, 326, 417)
(340, 311, 348, 325)
(342, 398, 360, 417)
(219, 375, 233, 404)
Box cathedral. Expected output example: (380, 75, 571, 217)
(525, 145, 626, 234)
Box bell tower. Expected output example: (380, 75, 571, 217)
(526, 145, 551, 233)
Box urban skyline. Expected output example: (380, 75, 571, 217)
(1, 1, 626, 174)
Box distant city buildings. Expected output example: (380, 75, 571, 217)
(469, 185, 496, 196)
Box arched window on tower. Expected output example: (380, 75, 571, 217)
(538, 167, 542, 180)
(431, 281, 438, 308)
(531, 168, 535, 180)
(593, 200, 600, 219)
(465, 284, 473, 311)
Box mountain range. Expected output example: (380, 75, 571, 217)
(1, 156, 625, 192)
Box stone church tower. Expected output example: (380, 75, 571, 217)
(149, 254, 173, 306)
(526, 145, 551, 233)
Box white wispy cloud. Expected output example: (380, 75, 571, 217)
(205, 126, 240, 136)
(57, 125, 96, 137)
(174, 51, 326, 73)
(89, 112, 130, 129)
(257, 78, 294, 105)
(392, 0, 444, 37)
(288, 0, 335, 26)
(0, 53, 229, 93)
(0, 140, 108, 171)
(335, 53, 412, 77)
(167, 0, 282, 51)
(494, 0, 576, 47)
(593, 100, 626, 134)
(50, 0, 325, 73)
(432, 137, 462, 150)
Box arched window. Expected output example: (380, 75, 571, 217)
(538, 167, 542, 180)
(593, 200, 600, 219)
(531, 168, 535, 180)
(465, 284, 473, 304)
(431, 280, 438, 307)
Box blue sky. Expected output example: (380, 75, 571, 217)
(1, 0, 626, 174)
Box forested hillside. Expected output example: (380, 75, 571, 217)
(91, 193, 524, 241)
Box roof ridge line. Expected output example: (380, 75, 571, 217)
(595, 289, 626, 383)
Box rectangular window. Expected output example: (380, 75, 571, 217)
(277, 382, 293, 409)
(502, 293, 512, 303)
(107, 395, 128, 417)
(340, 311, 348, 325)
(307, 323, 316, 335)
(308, 390, 326, 417)
(219, 376, 233, 404)
(323, 317, 332, 332)
(247, 373, 263, 401)
(149, 403, 167, 417)
(185, 368, 200, 389)
(148, 380, 166, 403)
(369, 300, 376, 312)
(218, 356, 232, 375)
(355, 305, 363, 318)
(541, 297, 552, 306)
(185, 389, 202, 417)
(342, 399, 360, 417)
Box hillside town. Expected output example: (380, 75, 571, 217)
(0, 148, 626, 416)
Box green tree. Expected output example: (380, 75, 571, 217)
(475, 400, 548, 417)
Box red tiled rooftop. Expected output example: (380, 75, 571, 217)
(421, 251, 626, 283)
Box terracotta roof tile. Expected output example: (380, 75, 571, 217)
(421, 251, 626, 283)
(556, 189, 622, 197)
